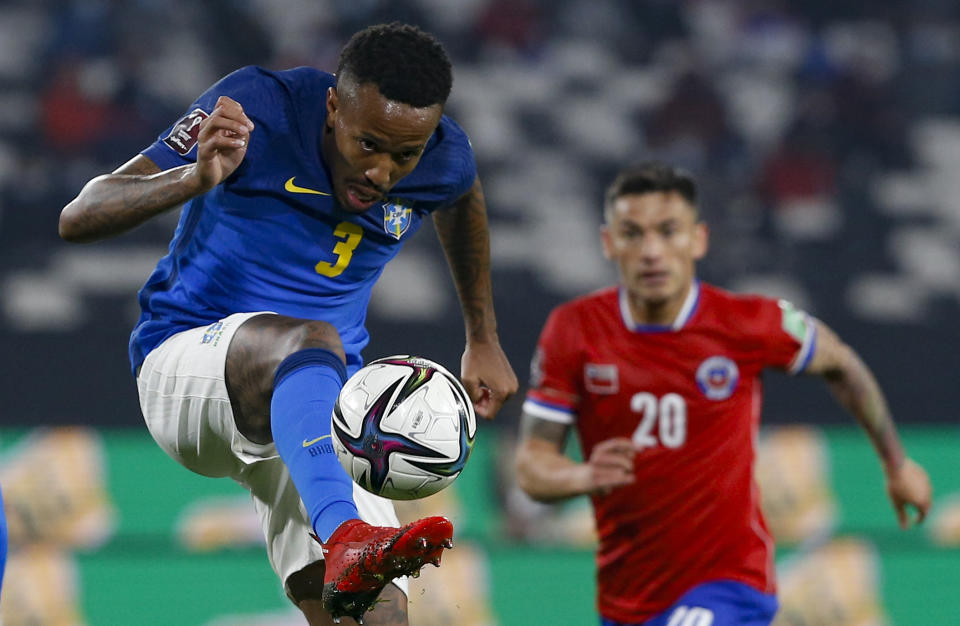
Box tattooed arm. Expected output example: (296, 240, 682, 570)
(515, 412, 635, 502)
(433, 177, 517, 419)
(806, 319, 932, 528)
(59, 96, 254, 243)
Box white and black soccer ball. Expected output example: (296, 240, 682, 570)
(331, 355, 477, 500)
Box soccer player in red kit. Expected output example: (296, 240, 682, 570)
(514, 162, 932, 626)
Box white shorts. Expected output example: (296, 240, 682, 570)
(136, 311, 406, 595)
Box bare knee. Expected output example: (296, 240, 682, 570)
(284, 319, 346, 362)
(225, 314, 347, 443)
(238, 314, 345, 365)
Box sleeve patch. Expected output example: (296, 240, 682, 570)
(162, 108, 208, 155)
(778, 299, 809, 343)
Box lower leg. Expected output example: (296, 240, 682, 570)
(226, 315, 359, 541)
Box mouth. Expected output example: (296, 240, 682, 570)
(638, 270, 670, 286)
(343, 182, 383, 211)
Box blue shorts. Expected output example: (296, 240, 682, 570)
(601, 580, 778, 626)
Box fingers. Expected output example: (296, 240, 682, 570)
(460, 342, 519, 420)
(462, 379, 494, 419)
(199, 96, 255, 148)
(201, 128, 249, 152)
(462, 375, 516, 420)
(589, 437, 636, 494)
(888, 458, 933, 529)
(213, 95, 255, 131)
(895, 501, 909, 530)
(471, 384, 497, 420)
(591, 438, 636, 472)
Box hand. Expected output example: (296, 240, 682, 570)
(580, 437, 636, 496)
(460, 337, 518, 419)
(193, 96, 255, 191)
(886, 457, 932, 529)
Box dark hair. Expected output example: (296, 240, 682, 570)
(337, 22, 453, 108)
(604, 161, 699, 219)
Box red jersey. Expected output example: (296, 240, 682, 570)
(523, 281, 816, 623)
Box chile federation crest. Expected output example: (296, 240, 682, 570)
(696, 356, 739, 400)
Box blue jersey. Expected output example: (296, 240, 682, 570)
(130, 66, 477, 373)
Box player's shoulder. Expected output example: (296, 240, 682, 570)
(196, 66, 329, 115)
(250, 66, 335, 102)
(536, 288, 616, 349)
(395, 112, 477, 207)
(695, 282, 789, 337)
(217, 65, 333, 99)
(416, 114, 474, 172)
(434, 114, 471, 150)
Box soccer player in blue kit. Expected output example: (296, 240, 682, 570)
(59, 23, 518, 625)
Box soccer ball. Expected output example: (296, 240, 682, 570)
(331, 355, 477, 500)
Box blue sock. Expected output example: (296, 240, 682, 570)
(271, 348, 358, 542)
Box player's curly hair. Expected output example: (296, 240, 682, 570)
(604, 161, 699, 219)
(337, 22, 453, 108)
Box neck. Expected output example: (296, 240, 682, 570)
(627, 282, 694, 327)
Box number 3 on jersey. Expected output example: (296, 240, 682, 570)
(631, 392, 687, 451)
(315, 221, 363, 277)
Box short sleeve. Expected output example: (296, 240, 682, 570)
(752, 298, 818, 375)
(522, 306, 582, 424)
(141, 66, 283, 171)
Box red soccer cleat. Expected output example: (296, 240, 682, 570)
(320, 516, 454, 622)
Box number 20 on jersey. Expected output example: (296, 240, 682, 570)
(631, 392, 688, 451)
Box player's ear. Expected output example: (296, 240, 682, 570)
(692, 221, 709, 260)
(326, 87, 339, 128)
(601, 224, 614, 260)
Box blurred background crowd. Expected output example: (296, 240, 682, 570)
(2, 0, 959, 425)
(0, 0, 958, 624)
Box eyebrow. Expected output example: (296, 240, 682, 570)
(358, 132, 426, 153)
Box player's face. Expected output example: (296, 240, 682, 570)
(323, 81, 443, 213)
(602, 191, 707, 313)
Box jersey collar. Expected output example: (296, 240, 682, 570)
(619, 280, 701, 333)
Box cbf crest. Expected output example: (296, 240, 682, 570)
(696, 356, 739, 400)
(382, 199, 413, 240)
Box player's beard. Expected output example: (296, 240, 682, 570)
(625, 269, 689, 319)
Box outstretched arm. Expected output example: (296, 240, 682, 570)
(59, 96, 254, 243)
(514, 413, 635, 502)
(433, 177, 518, 418)
(805, 319, 932, 528)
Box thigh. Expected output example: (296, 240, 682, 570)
(137, 312, 272, 477)
(645, 580, 778, 626)
(224, 313, 346, 444)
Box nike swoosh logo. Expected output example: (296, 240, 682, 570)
(285, 177, 331, 196)
(302, 435, 332, 447)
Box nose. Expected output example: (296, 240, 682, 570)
(639, 233, 665, 261)
(364, 153, 394, 190)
